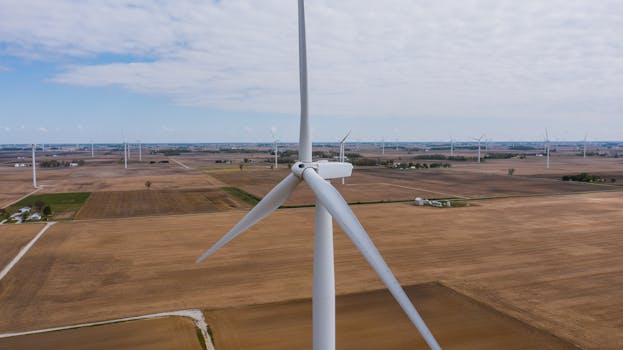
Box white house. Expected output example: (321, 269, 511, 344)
(18, 207, 31, 214)
(27, 213, 42, 220)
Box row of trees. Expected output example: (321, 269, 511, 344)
(562, 173, 616, 183)
(40, 159, 85, 168)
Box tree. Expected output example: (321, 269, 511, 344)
(42, 206, 52, 218)
(34, 200, 45, 211)
(145, 180, 152, 189)
(507, 168, 515, 176)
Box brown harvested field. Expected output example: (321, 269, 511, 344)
(450, 156, 623, 178)
(0, 224, 43, 267)
(209, 166, 620, 206)
(0, 317, 204, 350)
(2, 162, 225, 195)
(0, 192, 621, 348)
(76, 188, 249, 219)
(0, 168, 37, 208)
(207, 283, 580, 350)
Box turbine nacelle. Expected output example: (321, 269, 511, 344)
(292, 161, 353, 180)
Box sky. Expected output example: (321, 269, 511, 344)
(0, 0, 622, 144)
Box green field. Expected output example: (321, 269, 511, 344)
(4, 192, 91, 220)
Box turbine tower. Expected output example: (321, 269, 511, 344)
(32, 143, 37, 188)
(196, 2, 441, 350)
(271, 131, 279, 170)
(473, 135, 484, 163)
(545, 129, 550, 169)
(339, 130, 351, 185)
(583, 132, 588, 158)
(124, 140, 128, 169)
(450, 138, 454, 157)
(91, 140, 94, 158)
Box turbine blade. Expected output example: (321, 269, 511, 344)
(340, 130, 352, 143)
(303, 169, 441, 350)
(196, 173, 300, 263)
(298, 0, 311, 162)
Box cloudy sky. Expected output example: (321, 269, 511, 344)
(1, 0, 622, 144)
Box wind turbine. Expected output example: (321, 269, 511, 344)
(339, 130, 351, 185)
(583, 132, 588, 158)
(196, 2, 442, 350)
(138, 140, 142, 162)
(450, 138, 454, 157)
(32, 143, 37, 188)
(472, 135, 484, 163)
(545, 129, 550, 169)
(91, 140, 94, 158)
(271, 131, 279, 170)
(381, 138, 385, 155)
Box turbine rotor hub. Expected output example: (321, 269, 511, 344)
(292, 161, 353, 180)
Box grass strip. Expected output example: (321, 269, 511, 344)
(222, 187, 261, 206)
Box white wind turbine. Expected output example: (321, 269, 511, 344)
(338, 130, 351, 185)
(545, 129, 550, 169)
(91, 140, 94, 158)
(583, 132, 588, 158)
(138, 140, 142, 162)
(32, 143, 37, 188)
(472, 135, 484, 163)
(196, 2, 442, 350)
(271, 131, 279, 170)
(450, 138, 454, 157)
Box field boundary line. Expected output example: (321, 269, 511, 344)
(0, 221, 55, 281)
(0, 309, 215, 350)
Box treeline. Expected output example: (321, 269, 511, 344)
(40, 159, 85, 167)
(412, 154, 478, 162)
(562, 173, 616, 183)
(395, 162, 451, 169)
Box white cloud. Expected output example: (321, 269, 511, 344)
(161, 125, 174, 132)
(77, 123, 83, 130)
(2, 126, 10, 132)
(1, 0, 622, 121)
(38, 127, 48, 133)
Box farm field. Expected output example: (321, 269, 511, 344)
(450, 156, 623, 178)
(0, 168, 37, 208)
(0, 192, 621, 349)
(206, 283, 580, 350)
(5, 192, 91, 220)
(0, 162, 227, 209)
(209, 166, 620, 206)
(0, 316, 204, 350)
(0, 224, 43, 268)
(76, 188, 249, 219)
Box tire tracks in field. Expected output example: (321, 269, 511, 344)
(0, 309, 215, 350)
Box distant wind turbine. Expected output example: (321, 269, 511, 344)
(339, 130, 351, 185)
(91, 140, 94, 158)
(545, 129, 550, 169)
(32, 143, 37, 188)
(450, 138, 454, 157)
(138, 140, 142, 162)
(472, 135, 484, 163)
(271, 131, 279, 170)
(583, 133, 588, 158)
(196, 2, 441, 349)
